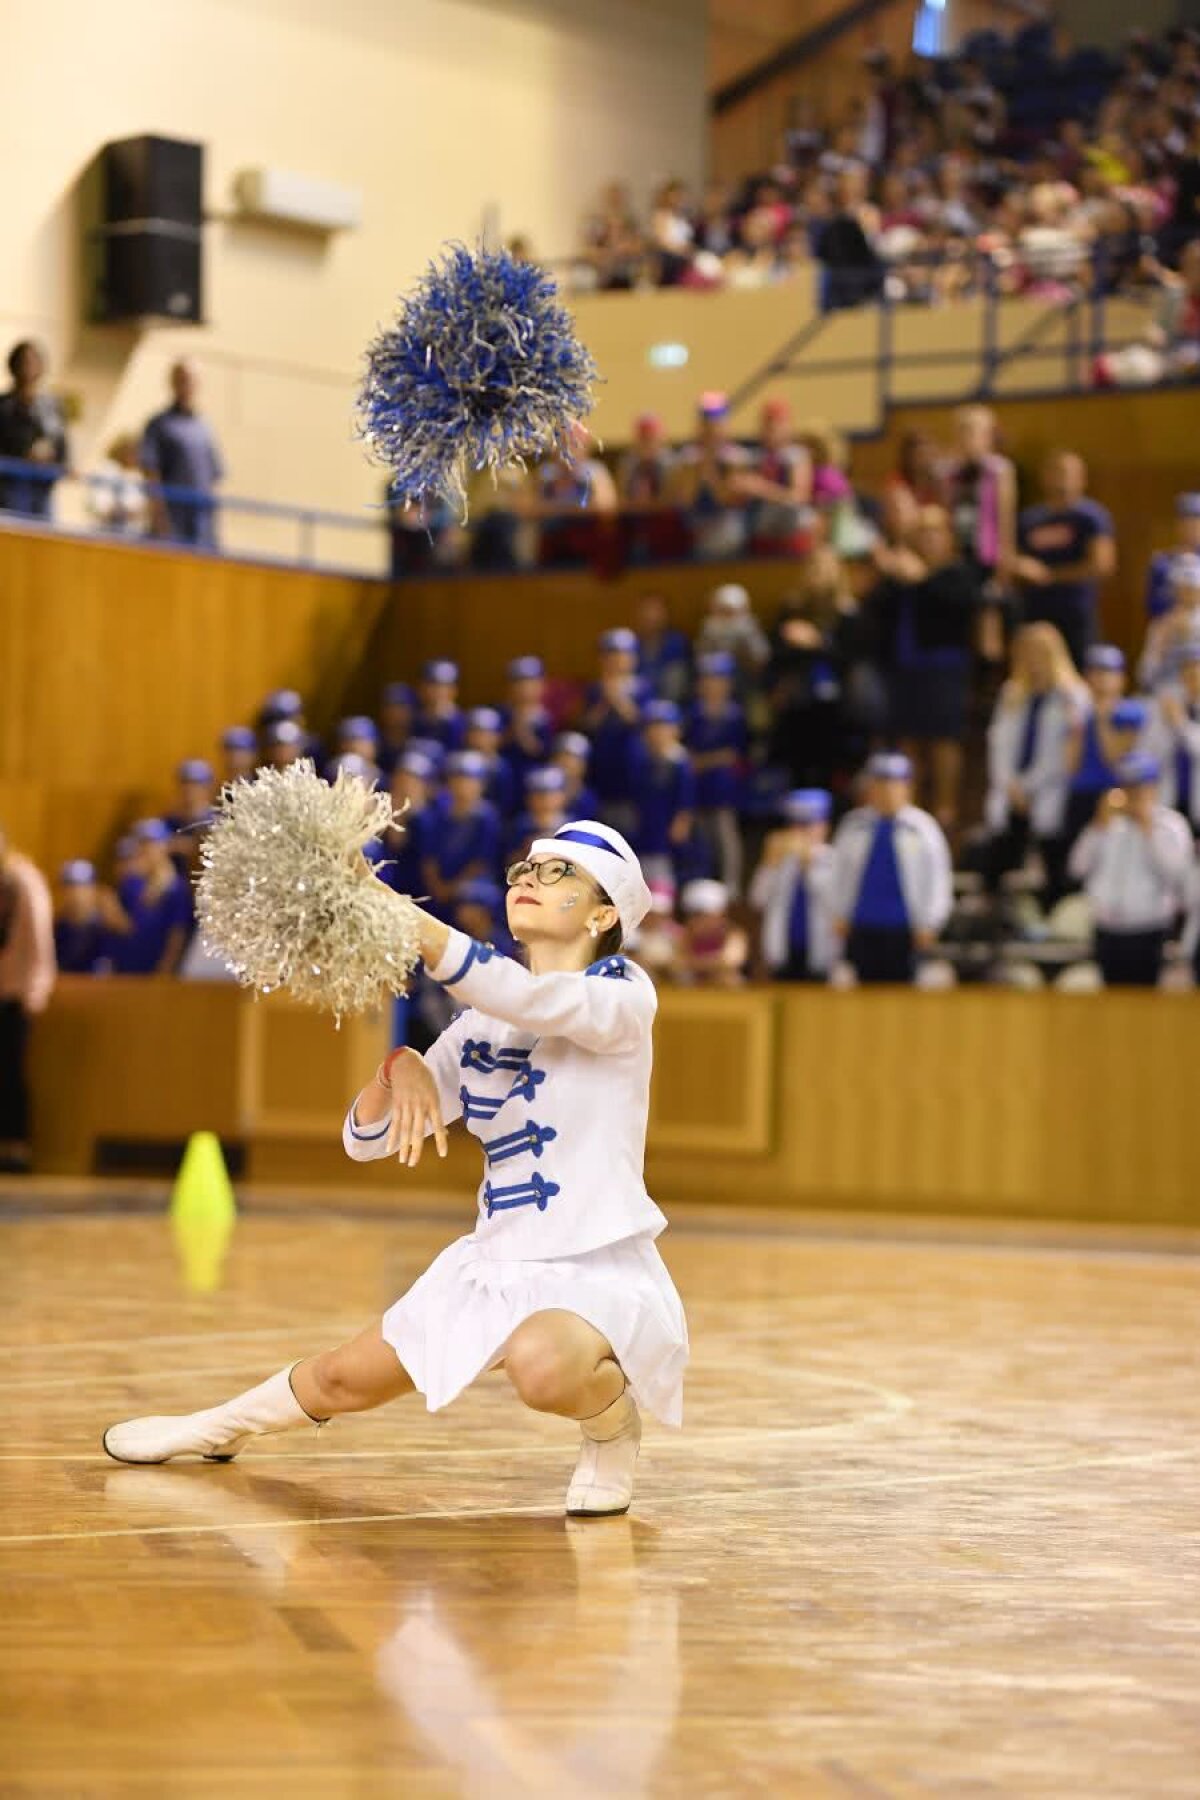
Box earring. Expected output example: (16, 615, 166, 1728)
(588, 921, 599, 939)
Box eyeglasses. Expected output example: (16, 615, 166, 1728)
(506, 857, 589, 889)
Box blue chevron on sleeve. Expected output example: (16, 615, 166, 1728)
(584, 955, 629, 979)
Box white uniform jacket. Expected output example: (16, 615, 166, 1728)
(985, 686, 1082, 836)
(1068, 809, 1194, 931)
(344, 931, 667, 1260)
(750, 846, 836, 976)
(1145, 696, 1200, 830)
(828, 805, 953, 935)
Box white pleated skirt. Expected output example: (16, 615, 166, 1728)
(382, 1232, 689, 1427)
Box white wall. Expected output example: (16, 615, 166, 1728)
(0, 0, 705, 534)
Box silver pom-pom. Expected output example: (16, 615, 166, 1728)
(195, 760, 421, 1018)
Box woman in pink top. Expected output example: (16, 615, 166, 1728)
(0, 826, 56, 1173)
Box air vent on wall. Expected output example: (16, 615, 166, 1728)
(233, 168, 362, 234)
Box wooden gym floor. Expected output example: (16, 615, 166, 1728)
(2, 1188, 1198, 1799)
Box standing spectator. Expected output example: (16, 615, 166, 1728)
(871, 503, 981, 831)
(696, 583, 771, 698)
(983, 623, 1086, 902)
(749, 789, 836, 982)
(414, 659, 466, 752)
(1138, 553, 1200, 690)
(675, 393, 749, 559)
(0, 825, 55, 1172)
(464, 706, 516, 820)
(140, 360, 224, 548)
(0, 340, 69, 521)
(676, 880, 748, 986)
(740, 400, 814, 555)
(551, 731, 599, 820)
(631, 700, 696, 891)
(502, 655, 552, 793)
(377, 682, 415, 776)
(219, 726, 258, 783)
(1143, 493, 1200, 619)
(1015, 450, 1117, 669)
(944, 404, 1016, 656)
(764, 552, 859, 789)
(53, 860, 115, 976)
(828, 752, 953, 984)
(1069, 753, 1193, 987)
(380, 749, 438, 896)
(581, 628, 646, 834)
(418, 751, 500, 919)
(635, 592, 691, 705)
(1146, 643, 1200, 835)
(687, 650, 748, 894)
(109, 819, 193, 975)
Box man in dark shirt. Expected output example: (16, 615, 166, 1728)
(0, 340, 69, 519)
(140, 360, 225, 548)
(1016, 450, 1116, 669)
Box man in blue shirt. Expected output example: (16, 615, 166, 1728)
(1015, 450, 1116, 670)
(140, 361, 224, 548)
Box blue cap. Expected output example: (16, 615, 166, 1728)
(1086, 644, 1125, 673)
(423, 658, 459, 685)
(554, 731, 590, 760)
(265, 719, 304, 747)
(407, 735, 447, 770)
(466, 706, 503, 733)
(133, 817, 171, 844)
(526, 765, 567, 794)
(600, 627, 638, 654)
(328, 752, 376, 782)
(381, 681, 415, 708)
(1117, 751, 1161, 787)
(177, 758, 213, 785)
(221, 726, 257, 751)
(399, 749, 437, 780)
(1110, 698, 1148, 731)
(60, 859, 96, 886)
(783, 788, 832, 824)
(447, 749, 488, 779)
(508, 655, 545, 681)
(867, 752, 913, 782)
(642, 698, 682, 726)
(262, 687, 303, 719)
(697, 650, 737, 678)
(338, 715, 379, 743)
(1176, 492, 1200, 519)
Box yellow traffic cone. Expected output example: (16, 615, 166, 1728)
(170, 1131, 237, 1293)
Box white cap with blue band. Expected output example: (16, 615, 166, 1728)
(528, 819, 653, 938)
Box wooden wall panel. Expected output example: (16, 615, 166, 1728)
(26, 980, 1200, 1228)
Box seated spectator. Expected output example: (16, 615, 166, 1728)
(1148, 237, 1200, 377)
(983, 623, 1087, 904)
(674, 393, 749, 559)
(816, 163, 884, 310)
(165, 759, 215, 835)
(696, 583, 771, 698)
(625, 881, 684, 981)
(464, 706, 515, 818)
(631, 700, 696, 891)
(377, 682, 415, 775)
(551, 731, 599, 820)
(502, 655, 552, 790)
(1143, 492, 1200, 618)
(1138, 552, 1200, 689)
(797, 420, 855, 513)
(676, 880, 747, 986)
(581, 628, 646, 834)
(582, 181, 645, 291)
(380, 749, 439, 895)
(649, 179, 695, 286)
(1146, 642, 1200, 835)
(453, 877, 516, 961)
(0, 339, 69, 520)
(414, 659, 466, 752)
(870, 503, 982, 831)
(469, 465, 536, 572)
(88, 433, 148, 536)
(510, 766, 570, 859)
(738, 400, 814, 554)
(257, 687, 305, 733)
(828, 752, 953, 985)
(617, 414, 689, 568)
(687, 650, 748, 895)
(635, 592, 691, 705)
(110, 819, 194, 975)
(418, 750, 500, 920)
(722, 208, 781, 289)
(1015, 450, 1116, 669)
(220, 726, 258, 783)
(53, 861, 115, 975)
(387, 491, 464, 577)
(1069, 752, 1193, 986)
(263, 719, 304, 769)
(140, 360, 224, 549)
(533, 421, 618, 568)
(329, 717, 381, 783)
(749, 789, 836, 982)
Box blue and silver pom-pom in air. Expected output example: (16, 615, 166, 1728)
(356, 243, 598, 516)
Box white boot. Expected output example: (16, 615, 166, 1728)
(102, 1366, 323, 1465)
(565, 1388, 641, 1518)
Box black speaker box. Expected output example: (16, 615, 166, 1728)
(84, 135, 205, 323)
(103, 134, 203, 227)
(93, 227, 204, 324)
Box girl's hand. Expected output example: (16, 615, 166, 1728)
(382, 1048, 449, 1166)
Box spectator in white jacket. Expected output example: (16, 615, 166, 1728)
(1068, 753, 1194, 987)
(828, 753, 953, 984)
(983, 622, 1087, 900)
(1138, 552, 1200, 692)
(749, 789, 836, 981)
(1145, 642, 1200, 836)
